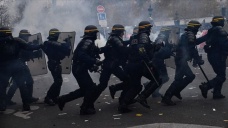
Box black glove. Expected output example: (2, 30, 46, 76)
(147, 61, 154, 67)
(192, 56, 204, 67)
(89, 65, 99, 72)
(95, 60, 102, 66)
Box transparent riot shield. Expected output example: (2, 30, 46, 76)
(58, 32, 76, 74)
(168, 27, 180, 45)
(165, 27, 180, 69)
(27, 33, 48, 76)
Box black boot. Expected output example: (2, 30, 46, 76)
(135, 94, 150, 108)
(199, 82, 208, 99)
(213, 94, 225, 99)
(44, 97, 55, 106)
(161, 83, 177, 106)
(213, 84, 225, 99)
(29, 97, 39, 104)
(0, 101, 6, 111)
(109, 85, 116, 99)
(118, 102, 132, 113)
(80, 105, 96, 115)
(57, 90, 84, 111)
(23, 104, 30, 111)
(57, 97, 65, 111)
(161, 96, 176, 106)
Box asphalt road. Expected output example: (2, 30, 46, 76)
(0, 53, 228, 128)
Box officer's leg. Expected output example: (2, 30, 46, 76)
(24, 66, 38, 103)
(109, 66, 129, 99)
(0, 67, 11, 111)
(45, 63, 63, 105)
(152, 59, 169, 97)
(209, 55, 226, 99)
(118, 63, 142, 113)
(76, 69, 97, 115)
(162, 60, 184, 105)
(12, 60, 31, 111)
(91, 67, 112, 104)
(136, 64, 161, 104)
(6, 80, 18, 105)
(57, 66, 85, 111)
(174, 62, 195, 99)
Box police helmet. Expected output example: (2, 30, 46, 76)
(138, 21, 153, 33)
(110, 24, 125, 36)
(19, 29, 31, 39)
(0, 27, 12, 37)
(48, 28, 59, 40)
(186, 20, 201, 31)
(211, 16, 225, 27)
(81, 25, 99, 39)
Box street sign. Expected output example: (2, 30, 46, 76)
(97, 5, 105, 13)
(97, 13, 106, 20)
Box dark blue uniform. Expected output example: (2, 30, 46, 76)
(0, 37, 40, 111)
(197, 26, 228, 98)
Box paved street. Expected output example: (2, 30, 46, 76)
(1, 54, 228, 128)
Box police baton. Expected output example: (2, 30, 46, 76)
(143, 61, 160, 87)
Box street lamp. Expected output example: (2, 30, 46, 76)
(174, 11, 180, 26)
(148, 4, 154, 25)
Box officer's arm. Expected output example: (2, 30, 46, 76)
(113, 37, 128, 54)
(196, 34, 208, 45)
(186, 32, 200, 60)
(78, 40, 96, 65)
(217, 27, 228, 52)
(15, 37, 41, 50)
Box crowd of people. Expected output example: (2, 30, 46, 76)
(0, 15, 227, 115)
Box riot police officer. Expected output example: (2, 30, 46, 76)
(129, 21, 161, 109)
(90, 24, 130, 111)
(108, 26, 138, 99)
(42, 28, 71, 106)
(198, 16, 227, 99)
(57, 25, 102, 115)
(144, 27, 173, 98)
(0, 27, 41, 111)
(6, 29, 39, 105)
(161, 21, 204, 106)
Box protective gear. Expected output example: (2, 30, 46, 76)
(0, 34, 40, 111)
(138, 21, 152, 34)
(44, 29, 72, 105)
(0, 27, 12, 37)
(162, 24, 200, 105)
(57, 32, 101, 113)
(81, 25, 99, 40)
(110, 24, 125, 37)
(19, 29, 31, 39)
(185, 20, 201, 35)
(47, 28, 59, 41)
(211, 16, 225, 27)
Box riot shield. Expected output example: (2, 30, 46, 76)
(58, 32, 76, 74)
(27, 33, 48, 76)
(165, 27, 180, 69)
(168, 27, 180, 45)
(223, 22, 228, 33)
